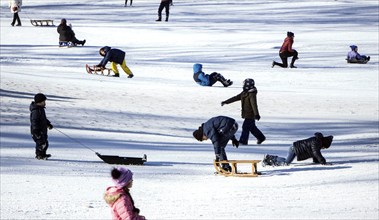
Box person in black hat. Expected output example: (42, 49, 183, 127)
(272, 31, 298, 68)
(193, 116, 239, 172)
(262, 132, 334, 166)
(30, 93, 53, 160)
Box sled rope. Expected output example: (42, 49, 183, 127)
(54, 128, 97, 153)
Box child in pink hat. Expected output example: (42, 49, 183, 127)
(104, 167, 145, 220)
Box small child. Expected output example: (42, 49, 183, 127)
(30, 93, 53, 160)
(97, 46, 134, 78)
(221, 78, 266, 145)
(347, 45, 370, 64)
(193, 63, 233, 87)
(104, 167, 145, 220)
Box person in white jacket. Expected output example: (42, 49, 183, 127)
(9, 0, 22, 26)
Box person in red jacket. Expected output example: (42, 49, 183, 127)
(104, 167, 145, 220)
(272, 31, 298, 68)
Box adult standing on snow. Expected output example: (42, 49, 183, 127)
(9, 0, 22, 26)
(262, 132, 333, 166)
(125, 0, 132, 7)
(193, 63, 233, 87)
(104, 167, 145, 220)
(97, 46, 134, 78)
(221, 78, 266, 146)
(193, 116, 240, 172)
(30, 93, 53, 160)
(156, 0, 171, 22)
(272, 31, 298, 68)
(57, 19, 86, 46)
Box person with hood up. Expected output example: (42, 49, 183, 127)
(347, 45, 370, 64)
(9, 0, 22, 26)
(193, 116, 239, 172)
(221, 78, 266, 146)
(104, 167, 145, 220)
(97, 46, 134, 78)
(57, 18, 86, 46)
(30, 93, 53, 160)
(262, 132, 334, 166)
(272, 31, 298, 68)
(193, 63, 233, 87)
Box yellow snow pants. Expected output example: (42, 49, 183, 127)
(111, 60, 133, 76)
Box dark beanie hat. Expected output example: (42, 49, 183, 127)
(287, 31, 294, 37)
(193, 125, 204, 141)
(34, 93, 47, 103)
(322, 136, 334, 149)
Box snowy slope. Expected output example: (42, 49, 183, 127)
(1, 0, 378, 219)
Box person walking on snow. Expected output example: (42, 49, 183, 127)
(262, 132, 333, 166)
(30, 93, 53, 160)
(57, 19, 86, 46)
(193, 116, 240, 172)
(221, 78, 266, 146)
(9, 0, 22, 26)
(347, 45, 370, 63)
(193, 63, 233, 87)
(125, 0, 132, 7)
(272, 31, 298, 68)
(97, 46, 134, 78)
(104, 167, 145, 220)
(156, 0, 172, 22)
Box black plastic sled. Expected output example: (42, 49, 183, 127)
(96, 153, 147, 165)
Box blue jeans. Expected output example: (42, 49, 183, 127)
(239, 118, 265, 144)
(285, 146, 296, 164)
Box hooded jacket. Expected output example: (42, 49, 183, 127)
(293, 132, 333, 164)
(193, 63, 210, 86)
(57, 24, 76, 42)
(202, 116, 237, 150)
(222, 89, 259, 119)
(30, 102, 51, 138)
(98, 46, 126, 67)
(104, 186, 145, 220)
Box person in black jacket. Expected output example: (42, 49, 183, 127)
(57, 18, 86, 46)
(97, 46, 134, 78)
(30, 93, 53, 160)
(262, 132, 333, 166)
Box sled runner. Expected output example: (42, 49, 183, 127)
(214, 160, 261, 177)
(30, 19, 55, 27)
(96, 153, 147, 165)
(86, 64, 113, 76)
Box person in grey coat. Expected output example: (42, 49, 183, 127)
(193, 116, 239, 171)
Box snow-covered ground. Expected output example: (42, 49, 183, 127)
(1, 0, 378, 219)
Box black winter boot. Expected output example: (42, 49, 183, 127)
(156, 17, 162, 22)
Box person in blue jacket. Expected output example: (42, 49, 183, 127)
(193, 63, 233, 87)
(97, 46, 134, 78)
(193, 116, 239, 171)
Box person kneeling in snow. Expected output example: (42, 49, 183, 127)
(347, 45, 370, 64)
(104, 167, 145, 220)
(262, 132, 333, 167)
(193, 116, 239, 172)
(193, 63, 233, 87)
(97, 46, 134, 78)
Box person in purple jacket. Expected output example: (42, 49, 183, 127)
(97, 46, 134, 78)
(347, 45, 370, 64)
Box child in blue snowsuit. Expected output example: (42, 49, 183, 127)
(97, 46, 134, 78)
(193, 63, 233, 87)
(193, 116, 239, 171)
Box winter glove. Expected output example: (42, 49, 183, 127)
(231, 138, 239, 148)
(255, 115, 261, 121)
(48, 124, 53, 130)
(221, 101, 226, 106)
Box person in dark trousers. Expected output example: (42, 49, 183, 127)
(156, 0, 171, 22)
(97, 46, 134, 78)
(125, 0, 132, 7)
(221, 78, 266, 145)
(272, 31, 298, 68)
(262, 132, 333, 166)
(57, 19, 86, 46)
(193, 63, 233, 87)
(30, 93, 53, 160)
(9, 0, 22, 26)
(193, 116, 240, 171)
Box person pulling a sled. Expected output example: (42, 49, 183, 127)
(9, 0, 22, 26)
(221, 78, 266, 146)
(104, 167, 145, 220)
(97, 46, 134, 78)
(272, 31, 298, 68)
(262, 132, 333, 167)
(193, 63, 233, 87)
(57, 19, 86, 47)
(30, 93, 53, 160)
(193, 116, 239, 172)
(347, 45, 370, 64)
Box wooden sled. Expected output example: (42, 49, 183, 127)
(86, 64, 113, 76)
(96, 153, 147, 165)
(214, 160, 261, 177)
(30, 19, 55, 26)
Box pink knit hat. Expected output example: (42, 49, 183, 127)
(111, 167, 133, 188)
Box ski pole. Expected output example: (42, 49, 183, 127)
(54, 127, 97, 153)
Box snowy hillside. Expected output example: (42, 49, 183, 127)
(1, 0, 378, 219)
